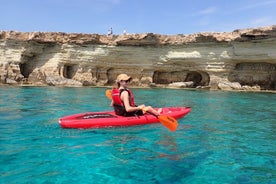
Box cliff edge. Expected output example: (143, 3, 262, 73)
(0, 25, 275, 91)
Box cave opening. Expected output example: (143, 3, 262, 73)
(19, 53, 37, 79)
(19, 63, 32, 78)
(185, 71, 202, 87)
(184, 71, 211, 87)
(63, 64, 78, 79)
(153, 70, 210, 87)
(106, 68, 116, 85)
(153, 71, 186, 84)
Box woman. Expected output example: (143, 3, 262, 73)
(111, 74, 162, 116)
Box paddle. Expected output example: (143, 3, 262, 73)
(105, 89, 178, 132)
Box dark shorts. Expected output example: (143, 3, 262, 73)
(124, 110, 143, 117)
(114, 105, 143, 117)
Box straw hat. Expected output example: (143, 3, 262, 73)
(116, 74, 132, 82)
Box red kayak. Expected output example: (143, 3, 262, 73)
(59, 107, 191, 129)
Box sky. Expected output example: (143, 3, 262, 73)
(0, 0, 275, 35)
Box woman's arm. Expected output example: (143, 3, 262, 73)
(121, 91, 144, 112)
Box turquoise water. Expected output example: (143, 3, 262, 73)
(0, 87, 275, 184)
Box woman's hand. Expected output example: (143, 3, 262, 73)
(138, 104, 146, 110)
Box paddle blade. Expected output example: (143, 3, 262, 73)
(158, 115, 178, 132)
(105, 90, 112, 100)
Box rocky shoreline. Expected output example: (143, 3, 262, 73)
(1, 25, 275, 92)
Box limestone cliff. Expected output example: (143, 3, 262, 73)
(0, 25, 275, 91)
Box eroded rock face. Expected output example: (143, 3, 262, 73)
(0, 25, 275, 91)
(229, 62, 275, 89)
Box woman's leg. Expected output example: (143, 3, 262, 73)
(145, 106, 162, 116)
